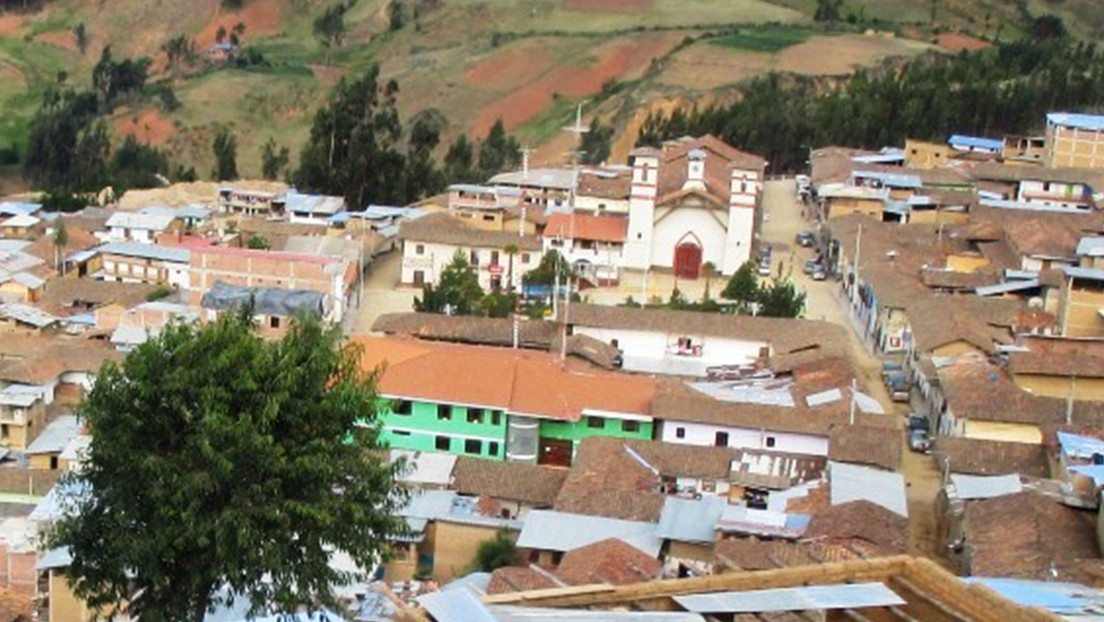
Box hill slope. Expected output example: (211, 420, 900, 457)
(1, 0, 1101, 183)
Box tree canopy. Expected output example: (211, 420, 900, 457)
(47, 311, 407, 622)
(414, 251, 486, 315)
(637, 37, 1104, 172)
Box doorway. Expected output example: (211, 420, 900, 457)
(674, 242, 702, 279)
(538, 438, 574, 467)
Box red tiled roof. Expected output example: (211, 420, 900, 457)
(555, 538, 661, 586)
(486, 567, 560, 595)
(544, 213, 628, 243)
(353, 336, 654, 422)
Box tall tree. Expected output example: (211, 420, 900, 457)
(389, 0, 405, 31)
(313, 3, 348, 54)
(477, 119, 521, 180)
(294, 65, 406, 208)
(53, 220, 68, 275)
(721, 260, 760, 312)
(73, 22, 88, 55)
(758, 277, 806, 318)
(161, 35, 197, 79)
(404, 110, 445, 201)
(212, 128, 239, 181)
(443, 134, 476, 183)
(580, 118, 613, 165)
(46, 312, 407, 622)
(260, 137, 290, 181)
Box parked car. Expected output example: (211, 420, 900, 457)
(804, 259, 819, 274)
(795, 231, 816, 247)
(909, 427, 931, 453)
(888, 378, 911, 403)
(907, 413, 929, 431)
(758, 262, 772, 277)
(811, 267, 827, 281)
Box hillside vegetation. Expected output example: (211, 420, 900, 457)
(1, 0, 1102, 187)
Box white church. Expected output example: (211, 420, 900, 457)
(623, 135, 766, 278)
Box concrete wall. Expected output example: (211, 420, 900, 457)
(905, 139, 952, 169)
(380, 399, 508, 460)
(650, 199, 728, 271)
(429, 521, 510, 582)
(659, 420, 828, 456)
(826, 198, 883, 219)
(400, 240, 537, 291)
(946, 254, 991, 273)
(572, 325, 767, 370)
(962, 420, 1042, 444)
(1013, 373, 1104, 401)
(1047, 124, 1104, 169)
(1064, 287, 1104, 338)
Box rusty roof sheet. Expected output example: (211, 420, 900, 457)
(828, 425, 901, 471)
(934, 437, 1049, 478)
(451, 457, 567, 507)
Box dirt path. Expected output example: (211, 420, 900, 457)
(346, 249, 417, 336)
(759, 180, 946, 564)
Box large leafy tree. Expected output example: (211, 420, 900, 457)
(721, 260, 760, 311)
(758, 277, 807, 318)
(212, 128, 239, 181)
(414, 250, 485, 315)
(294, 65, 407, 209)
(47, 312, 407, 622)
(443, 134, 476, 184)
(477, 119, 521, 180)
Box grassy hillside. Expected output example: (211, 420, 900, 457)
(0, 0, 1099, 185)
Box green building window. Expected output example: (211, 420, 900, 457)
(393, 400, 412, 415)
(489, 441, 500, 456)
(467, 409, 484, 424)
(622, 420, 640, 433)
(587, 416, 604, 429)
(435, 436, 450, 451)
(492, 412, 502, 425)
(393, 430, 411, 437)
(465, 439, 483, 454)
(437, 404, 452, 420)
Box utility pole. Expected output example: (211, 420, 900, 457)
(851, 223, 862, 308)
(1067, 374, 1077, 425)
(849, 377, 857, 425)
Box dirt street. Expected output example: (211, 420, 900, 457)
(346, 250, 417, 335)
(760, 179, 945, 564)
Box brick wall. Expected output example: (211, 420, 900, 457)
(0, 469, 61, 496)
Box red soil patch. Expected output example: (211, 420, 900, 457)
(466, 46, 555, 88)
(309, 64, 346, 87)
(936, 32, 991, 53)
(197, 0, 282, 48)
(562, 0, 652, 13)
(36, 30, 77, 52)
(473, 34, 676, 135)
(0, 14, 24, 36)
(115, 110, 175, 147)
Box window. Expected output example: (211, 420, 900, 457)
(610, 338, 620, 349)
(675, 427, 686, 439)
(465, 439, 483, 454)
(715, 431, 729, 447)
(50, 456, 58, 470)
(393, 430, 411, 436)
(393, 400, 412, 415)
(467, 409, 484, 424)
(437, 404, 452, 420)
(492, 412, 502, 426)
(489, 442, 500, 456)
(269, 316, 281, 329)
(551, 239, 564, 248)
(622, 420, 640, 433)
(522, 253, 531, 263)
(470, 250, 479, 266)
(491, 251, 500, 266)
(588, 416, 604, 429)
(435, 436, 450, 451)
(416, 244, 425, 255)
(483, 214, 495, 222)
(765, 436, 776, 448)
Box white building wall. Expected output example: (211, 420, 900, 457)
(401, 240, 535, 291)
(573, 326, 767, 368)
(723, 169, 760, 275)
(649, 205, 727, 270)
(574, 195, 629, 214)
(660, 420, 829, 456)
(167, 263, 190, 289)
(624, 155, 659, 270)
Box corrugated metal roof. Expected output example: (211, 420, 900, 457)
(281, 191, 346, 216)
(1071, 465, 1104, 487)
(673, 582, 906, 613)
(1077, 237, 1104, 257)
(1048, 112, 1104, 131)
(949, 134, 1005, 151)
(1, 213, 40, 228)
(805, 388, 842, 407)
(489, 607, 706, 621)
(0, 303, 59, 328)
(829, 462, 908, 517)
(655, 496, 725, 544)
(449, 183, 524, 197)
(105, 211, 176, 231)
(516, 510, 662, 556)
(490, 168, 577, 190)
(35, 546, 72, 570)
(111, 324, 156, 347)
(10, 272, 45, 289)
(975, 280, 1041, 296)
(1058, 431, 1104, 459)
(950, 473, 1023, 499)
(419, 587, 497, 622)
(0, 202, 41, 216)
(852, 170, 923, 189)
(100, 242, 191, 263)
(963, 577, 1104, 618)
(25, 415, 79, 455)
(1065, 266, 1104, 282)
(392, 449, 458, 487)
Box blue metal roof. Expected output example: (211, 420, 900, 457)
(948, 134, 1004, 151)
(0, 202, 41, 216)
(975, 280, 1041, 297)
(418, 588, 497, 622)
(851, 170, 922, 189)
(1048, 112, 1104, 131)
(656, 496, 725, 544)
(963, 577, 1104, 616)
(1057, 431, 1104, 459)
(1065, 266, 1104, 281)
